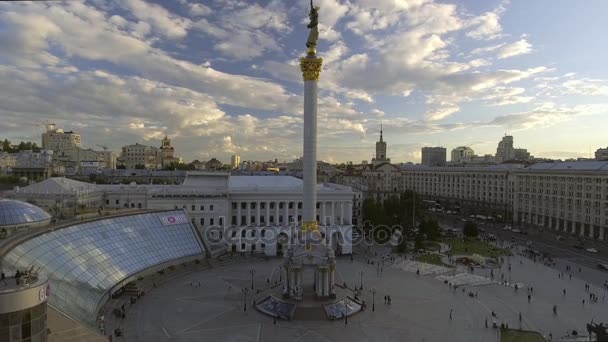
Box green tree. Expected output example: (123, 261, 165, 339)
(134, 164, 146, 169)
(421, 217, 441, 241)
(2, 139, 10, 152)
(463, 221, 479, 238)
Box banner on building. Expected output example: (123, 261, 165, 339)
(159, 214, 188, 226)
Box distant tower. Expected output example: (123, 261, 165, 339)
(160, 133, 175, 167)
(372, 124, 389, 165)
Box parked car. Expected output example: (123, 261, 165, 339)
(586, 248, 598, 253)
(573, 244, 584, 249)
(503, 226, 512, 231)
(512, 229, 521, 233)
(556, 235, 563, 241)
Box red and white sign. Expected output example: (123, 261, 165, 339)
(160, 214, 187, 226)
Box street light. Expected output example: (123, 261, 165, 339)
(242, 288, 249, 311)
(250, 267, 255, 290)
(370, 288, 376, 312)
(359, 270, 364, 290)
(344, 298, 348, 325)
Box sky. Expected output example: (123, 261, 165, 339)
(0, 0, 607, 164)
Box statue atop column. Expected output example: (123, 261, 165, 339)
(306, 0, 319, 55)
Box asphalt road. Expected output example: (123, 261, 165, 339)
(434, 212, 608, 289)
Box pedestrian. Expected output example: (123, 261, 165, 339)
(563, 289, 566, 296)
(384, 295, 387, 304)
(519, 312, 522, 323)
(449, 309, 453, 320)
(582, 299, 585, 306)
(569, 274, 572, 280)
(528, 294, 531, 303)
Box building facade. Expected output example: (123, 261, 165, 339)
(512, 162, 608, 239)
(118, 143, 160, 169)
(231, 155, 241, 169)
(596, 147, 608, 161)
(421, 147, 447, 167)
(41, 124, 81, 151)
(371, 125, 389, 165)
(451, 146, 475, 163)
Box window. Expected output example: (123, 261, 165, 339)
(115, 199, 119, 205)
(232, 216, 237, 225)
(241, 202, 246, 209)
(251, 202, 256, 209)
(261, 202, 266, 209)
(200, 218, 205, 225)
(270, 202, 275, 209)
(298, 202, 302, 209)
(279, 202, 283, 209)
(279, 215, 283, 223)
(191, 205, 195, 211)
(106, 200, 110, 205)
(241, 230, 246, 237)
(241, 215, 246, 224)
(270, 215, 274, 223)
(261, 229, 266, 237)
(241, 243, 246, 250)
(232, 202, 237, 209)
(210, 205, 214, 211)
(219, 217, 223, 226)
(251, 216, 256, 223)
(210, 218, 214, 226)
(289, 202, 293, 209)
(201, 205, 205, 211)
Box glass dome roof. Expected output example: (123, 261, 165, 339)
(0, 199, 52, 227)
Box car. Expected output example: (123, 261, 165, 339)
(573, 244, 584, 249)
(586, 248, 598, 253)
(556, 235, 563, 241)
(487, 234, 497, 241)
(512, 229, 521, 233)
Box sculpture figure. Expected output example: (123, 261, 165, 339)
(306, 0, 319, 54)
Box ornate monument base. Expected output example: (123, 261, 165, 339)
(282, 229, 336, 300)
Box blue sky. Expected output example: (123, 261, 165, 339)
(0, 0, 606, 163)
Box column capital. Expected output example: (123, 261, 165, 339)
(300, 56, 323, 81)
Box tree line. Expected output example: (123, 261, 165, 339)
(2, 139, 42, 153)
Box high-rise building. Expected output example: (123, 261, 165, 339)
(514, 148, 531, 161)
(159, 133, 181, 167)
(495, 135, 515, 163)
(371, 124, 389, 165)
(595, 147, 608, 161)
(41, 123, 81, 152)
(451, 146, 475, 162)
(231, 155, 241, 169)
(421, 147, 446, 166)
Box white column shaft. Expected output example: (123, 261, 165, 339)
(303, 80, 318, 223)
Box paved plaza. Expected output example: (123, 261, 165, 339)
(106, 246, 608, 342)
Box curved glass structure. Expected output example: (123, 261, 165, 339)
(4, 210, 204, 327)
(0, 199, 51, 227)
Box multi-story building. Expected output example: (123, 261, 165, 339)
(421, 147, 446, 167)
(41, 124, 81, 151)
(231, 155, 241, 169)
(9, 172, 355, 256)
(402, 164, 521, 219)
(495, 135, 515, 163)
(514, 148, 531, 161)
(371, 125, 389, 165)
(0, 151, 16, 175)
(55, 148, 116, 174)
(512, 161, 608, 239)
(118, 143, 160, 169)
(451, 146, 475, 162)
(595, 147, 608, 161)
(159, 134, 182, 167)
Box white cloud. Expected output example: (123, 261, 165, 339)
(425, 104, 459, 121)
(120, 0, 191, 39)
(497, 38, 532, 59)
(189, 3, 212, 17)
(562, 78, 608, 96)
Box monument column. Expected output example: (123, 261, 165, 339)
(275, 201, 280, 226)
(300, 48, 323, 232)
(266, 201, 270, 227)
(256, 201, 261, 226)
(237, 201, 242, 226)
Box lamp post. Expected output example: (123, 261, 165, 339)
(359, 270, 364, 290)
(344, 298, 348, 325)
(242, 288, 249, 312)
(370, 288, 376, 312)
(250, 267, 255, 290)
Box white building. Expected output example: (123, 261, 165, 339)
(10, 173, 355, 256)
(451, 146, 475, 162)
(595, 147, 608, 161)
(0, 152, 16, 175)
(41, 124, 81, 151)
(118, 143, 160, 169)
(513, 161, 608, 240)
(231, 155, 241, 169)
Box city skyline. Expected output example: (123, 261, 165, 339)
(1, 0, 607, 163)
